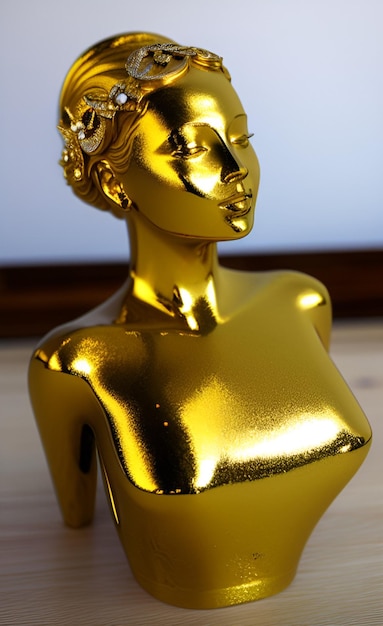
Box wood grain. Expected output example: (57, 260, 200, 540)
(1, 321, 382, 625)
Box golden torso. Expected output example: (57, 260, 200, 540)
(33, 268, 369, 494)
(30, 267, 371, 607)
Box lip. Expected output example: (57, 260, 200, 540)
(218, 190, 253, 216)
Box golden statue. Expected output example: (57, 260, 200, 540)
(29, 33, 371, 609)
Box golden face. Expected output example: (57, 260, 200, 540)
(117, 67, 260, 240)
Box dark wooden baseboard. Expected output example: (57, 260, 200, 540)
(1, 249, 382, 338)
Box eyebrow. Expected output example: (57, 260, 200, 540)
(178, 114, 248, 132)
(167, 114, 249, 151)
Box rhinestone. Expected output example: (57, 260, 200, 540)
(115, 92, 128, 105)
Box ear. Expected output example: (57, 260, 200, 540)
(95, 160, 132, 211)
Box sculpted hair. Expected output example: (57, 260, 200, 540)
(58, 33, 173, 217)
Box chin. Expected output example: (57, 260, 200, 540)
(225, 214, 254, 237)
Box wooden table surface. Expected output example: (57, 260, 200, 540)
(1, 321, 382, 626)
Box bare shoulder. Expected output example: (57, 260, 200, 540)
(224, 267, 332, 349)
(225, 265, 330, 303)
(30, 321, 82, 372)
(272, 270, 332, 348)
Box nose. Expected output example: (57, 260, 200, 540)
(223, 167, 248, 184)
(220, 146, 248, 184)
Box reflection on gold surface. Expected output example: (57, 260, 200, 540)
(71, 358, 92, 376)
(298, 291, 325, 310)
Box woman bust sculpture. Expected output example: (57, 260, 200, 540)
(29, 32, 371, 609)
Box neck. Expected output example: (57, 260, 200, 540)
(122, 213, 222, 332)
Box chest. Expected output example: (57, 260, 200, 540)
(55, 307, 363, 493)
(82, 310, 325, 420)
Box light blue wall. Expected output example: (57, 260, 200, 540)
(1, 0, 382, 264)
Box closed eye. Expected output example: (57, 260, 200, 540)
(169, 129, 207, 159)
(172, 145, 207, 159)
(231, 133, 254, 148)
